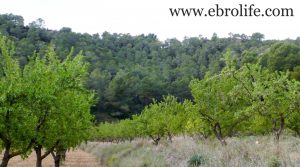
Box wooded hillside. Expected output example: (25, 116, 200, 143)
(1, 13, 300, 121)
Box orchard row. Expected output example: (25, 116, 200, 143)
(95, 52, 300, 145)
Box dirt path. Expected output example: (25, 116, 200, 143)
(3, 149, 101, 167)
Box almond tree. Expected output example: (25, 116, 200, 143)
(189, 52, 251, 146)
(0, 36, 95, 167)
(0, 36, 36, 167)
(132, 96, 191, 145)
(190, 72, 247, 145)
(229, 63, 300, 142)
(23, 47, 95, 167)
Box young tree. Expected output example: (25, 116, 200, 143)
(189, 52, 251, 145)
(132, 96, 191, 145)
(133, 99, 167, 145)
(190, 72, 247, 145)
(256, 72, 300, 141)
(231, 64, 300, 142)
(48, 90, 94, 167)
(0, 36, 36, 167)
(0, 36, 95, 167)
(22, 47, 95, 167)
(159, 96, 192, 142)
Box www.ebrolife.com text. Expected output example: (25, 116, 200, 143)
(169, 4, 294, 17)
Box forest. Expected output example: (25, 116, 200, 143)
(1, 13, 299, 121)
(1, 13, 300, 167)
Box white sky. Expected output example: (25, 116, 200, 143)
(1, 0, 299, 41)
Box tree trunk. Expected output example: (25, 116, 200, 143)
(213, 123, 227, 146)
(51, 150, 66, 167)
(0, 111, 12, 167)
(54, 155, 60, 167)
(167, 132, 172, 143)
(0, 144, 11, 167)
(273, 116, 284, 143)
(154, 137, 160, 145)
(272, 116, 284, 156)
(35, 146, 43, 167)
(296, 130, 300, 137)
(149, 135, 160, 145)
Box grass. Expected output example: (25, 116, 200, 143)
(80, 135, 300, 167)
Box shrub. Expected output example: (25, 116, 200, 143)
(187, 154, 206, 167)
(268, 156, 282, 167)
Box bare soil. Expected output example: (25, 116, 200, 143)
(2, 149, 101, 167)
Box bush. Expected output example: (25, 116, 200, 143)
(268, 156, 282, 167)
(187, 154, 206, 167)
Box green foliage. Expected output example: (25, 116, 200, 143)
(24, 46, 96, 166)
(95, 95, 195, 144)
(0, 35, 95, 166)
(189, 53, 251, 144)
(285, 81, 300, 135)
(1, 14, 300, 152)
(187, 154, 206, 167)
(290, 66, 300, 81)
(229, 63, 300, 140)
(263, 42, 300, 72)
(4, 13, 300, 121)
(96, 119, 137, 142)
(268, 156, 282, 167)
(0, 35, 36, 159)
(135, 96, 195, 143)
(286, 112, 300, 136)
(94, 61, 300, 145)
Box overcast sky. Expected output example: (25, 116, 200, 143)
(1, 0, 299, 41)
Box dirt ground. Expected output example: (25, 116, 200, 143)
(2, 149, 101, 167)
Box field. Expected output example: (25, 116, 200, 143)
(81, 135, 300, 167)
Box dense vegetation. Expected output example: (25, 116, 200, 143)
(0, 36, 95, 167)
(1, 13, 300, 166)
(1, 13, 300, 122)
(95, 60, 300, 145)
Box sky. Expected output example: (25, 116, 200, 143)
(1, 0, 299, 41)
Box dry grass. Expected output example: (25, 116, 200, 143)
(81, 135, 300, 167)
